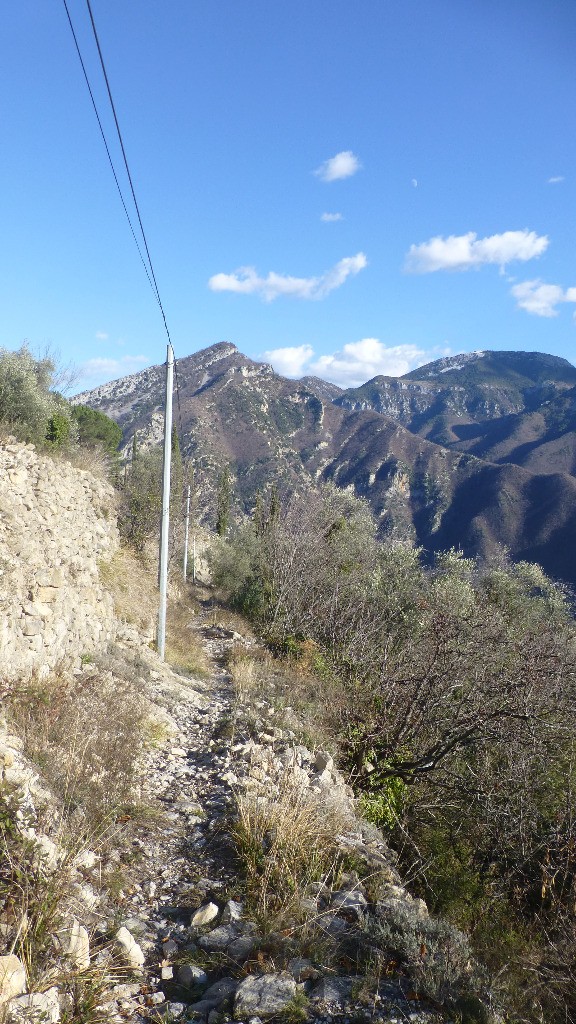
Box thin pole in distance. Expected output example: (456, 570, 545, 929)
(183, 484, 191, 581)
(157, 344, 174, 660)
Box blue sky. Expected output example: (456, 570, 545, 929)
(1, 0, 575, 392)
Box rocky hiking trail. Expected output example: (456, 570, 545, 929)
(101, 611, 454, 1024)
(1, 602, 472, 1024)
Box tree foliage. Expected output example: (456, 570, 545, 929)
(216, 465, 232, 537)
(0, 344, 77, 447)
(71, 404, 122, 454)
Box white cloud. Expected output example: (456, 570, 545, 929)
(314, 150, 362, 182)
(548, 175, 565, 184)
(511, 279, 576, 317)
(264, 344, 314, 378)
(405, 229, 549, 273)
(264, 338, 451, 387)
(95, 331, 109, 341)
(78, 354, 149, 387)
(208, 252, 367, 302)
(310, 338, 427, 388)
(321, 212, 344, 222)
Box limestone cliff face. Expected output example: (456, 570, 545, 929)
(0, 442, 118, 680)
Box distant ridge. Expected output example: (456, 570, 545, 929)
(77, 343, 576, 589)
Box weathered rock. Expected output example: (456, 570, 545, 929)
(191, 902, 219, 929)
(330, 888, 368, 921)
(177, 964, 208, 989)
(233, 974, 297, 1019)
(115, 927, 146, 970)
(60, 919, 90, 971)
(188, 978, 239, 1018)
(202, 978, 238, 1004)
(73, 849, 98, 870)
(7, 986, 60, 1023)
(221, 899, 243, 925)
(0, 956, 27, 1004)
(314, 750, 334, 774)
(197, 924, 237, 951)
(287, 957, 320, 982)
(227, 935, 256, 961)
(309, 976, 354, 1007)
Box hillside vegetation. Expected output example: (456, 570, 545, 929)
(4, 343, 576, 1021)
(212, 487, 576, 1023)
(75, 342, 576, 591)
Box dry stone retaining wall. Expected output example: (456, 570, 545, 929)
(0, 442, 118, 681)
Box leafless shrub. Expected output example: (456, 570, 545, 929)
(213, 486, 576, 1023)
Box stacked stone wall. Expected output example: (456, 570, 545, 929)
(0, 442, 118, 680)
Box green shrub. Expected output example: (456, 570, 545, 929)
(365, 902, 478, 1006)
(0, 344, 77, 448)
(72, 403, 122, 453)
(212, 485, 576, 1023)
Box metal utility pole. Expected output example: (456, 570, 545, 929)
(157, 344, 174, 660)
(183, 484, 191, 581)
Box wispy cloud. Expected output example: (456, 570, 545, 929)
(208, 252, 367, 302)
(314, 150, 362, 183)
(263, 344, 314, 377)
(548, 175, 565, 184)
(78, 354, 149, 388)
(95, 331, 109, 341)
(405, 229, 549, 273)
(511, 279, 576, 317)
(321, 212, 344, 222)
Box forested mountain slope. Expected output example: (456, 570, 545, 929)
(76, 343, 576, 588)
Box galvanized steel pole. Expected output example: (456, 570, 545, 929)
(157, 344, 173, 660)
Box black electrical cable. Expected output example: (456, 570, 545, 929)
(64, 0, 182, 450)
(84, 0, 172, 348)
(172, 353, 186, 455)
(61, 0, 157, 302)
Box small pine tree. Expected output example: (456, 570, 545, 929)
(253, 491, 265, 535)
(216, 465, 232, 537)
(269, 483, 281, 527)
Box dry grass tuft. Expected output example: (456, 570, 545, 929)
(6, 663, 145, 828)
(59, 443, 115, 483)
(98, 546, 157, 636)
(227, 646, 336, 753)
(165, 591, 211, 678)
(226, 647, 259, 698)
(232, 772, 346, 936)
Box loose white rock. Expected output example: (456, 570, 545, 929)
(115, 927, 146, 970)
(7, 986, 60, 1023)
(0, 956, 27, 1003)
(233, 974, 297, 1019)
(191, 901, 219, 928)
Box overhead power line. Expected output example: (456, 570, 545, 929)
(61, 0, 156, 302)
(62, 0, 173, 351)
(84, 0, 172, 347)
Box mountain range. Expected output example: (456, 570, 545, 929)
(75, 343, 576, 590)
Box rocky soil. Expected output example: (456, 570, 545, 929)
(1, 606, 488, 1024)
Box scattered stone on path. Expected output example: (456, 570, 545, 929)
(191, 902, 219, 929)
(0, 956, 27, 1003)
(233, 974, 298, 1020)
(115, 927, 146, 971)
